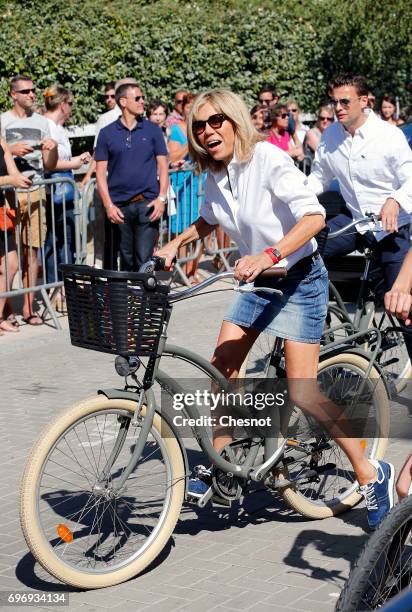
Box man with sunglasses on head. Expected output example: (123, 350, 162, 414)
(95, 82, 168, 271)
(0, 74, 58, 325)
(257, 83, 296, 138)
(166, 90, 189, 129)
(307, 72, 412, 366)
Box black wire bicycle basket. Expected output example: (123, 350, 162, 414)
(61, 264, 170, 358)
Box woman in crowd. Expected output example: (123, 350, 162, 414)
(250, 104, 266, 133)
(43, 86, 91, 302)
(304, 105, 334, 155)
(287, 99, 308, 144)
(266, 103, 304, 160)
(155, 89, 392, 527)
(148, 99, 169, 144)
(0, 138, 31, 334)
(168, 93, 205, 284)
(380, 94, 398, 125)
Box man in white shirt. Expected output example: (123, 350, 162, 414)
(307, 73, 412, 359)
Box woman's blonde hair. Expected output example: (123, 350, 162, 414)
(187, 89, 264, 172)
(43, 85, 72, 111)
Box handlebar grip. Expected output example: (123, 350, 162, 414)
(151, 255, 166, 271)
(259, 267, 287, 278)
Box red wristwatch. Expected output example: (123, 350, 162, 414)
(264, 247, 282, 265)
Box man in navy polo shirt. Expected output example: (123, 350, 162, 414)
(95, 82, 168, 270)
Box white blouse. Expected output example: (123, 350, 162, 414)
(46, 118, 72, 161)
(199, 141, 325, 269)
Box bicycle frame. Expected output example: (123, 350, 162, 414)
(94, 253, 389, 498)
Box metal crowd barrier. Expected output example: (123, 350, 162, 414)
(81, 165, 236, 286)
(0, 177, 81, 329)
(0, 155, 314, 332)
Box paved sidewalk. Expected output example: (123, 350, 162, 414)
(0, 280, 411, 612)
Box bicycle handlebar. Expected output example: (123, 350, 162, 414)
(327, 212, 381, 240)
(138, 256, 287, 303)
(168, 266, 288, 303)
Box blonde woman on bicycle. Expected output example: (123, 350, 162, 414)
(156, 88, 394, 529)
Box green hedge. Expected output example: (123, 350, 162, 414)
(0, 0, 410, 125)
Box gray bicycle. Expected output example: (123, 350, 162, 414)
(20, 258, 389, 589)
(243, 213, 412, 394)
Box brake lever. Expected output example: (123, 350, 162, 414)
(235, 282, 283, 296)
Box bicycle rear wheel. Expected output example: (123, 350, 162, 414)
(20, 395, 185, 589)
(372, 309, 412, 394)
(336, 495, 412, 611)
(279, 353, 389, 519)
(238, 332, 277, 378)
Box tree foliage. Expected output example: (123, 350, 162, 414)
(0, 0, 410, 124)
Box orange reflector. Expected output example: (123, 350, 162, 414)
(360, 439, 367, 452)
(287, 439, 299, 446)
(56, 524, 73, 543)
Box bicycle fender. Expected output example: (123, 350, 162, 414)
(97, 386, 190, 484)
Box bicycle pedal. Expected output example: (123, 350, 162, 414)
(186, 485, 214, 508)
(212, 494, 232, 508)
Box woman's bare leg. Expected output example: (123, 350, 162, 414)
(284, 340, 376, 486)
(210, 321, 259, 452)
(396, 454, 412, 499)
(0, 251, 19, 332)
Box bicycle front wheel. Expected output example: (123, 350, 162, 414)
(279, 353, 389, 519)
(20, 395, 185, 589)
(336, 495, 412, 611)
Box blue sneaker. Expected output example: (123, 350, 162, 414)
(187, 465, 212, 499)
(359, 460, 395, 530)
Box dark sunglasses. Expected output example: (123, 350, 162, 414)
(104, 94, 115, 99)
(175, 98, 184, 104)
(134, 95, 144, 102)
(318, 115, 333, 122)
(329, 97, 360, 108)
(66, 100, 73, 106)
(289, 108, 298, 112)
(192, 113, 227, 135)
(259, 98, 271, 105)
(16, 88, 35, 94)
(275, 113, 289, 119)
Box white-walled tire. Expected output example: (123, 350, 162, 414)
(20, 395, 185, 589)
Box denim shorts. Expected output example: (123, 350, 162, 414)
(224, 255, 329, 344)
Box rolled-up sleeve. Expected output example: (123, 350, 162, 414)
(307, 140, 335, 195)
(264, 148, 325, 220)
(390, 131, 412, 213)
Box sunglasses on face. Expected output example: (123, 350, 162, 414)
(329, 97, 360, 108)
(16, 88, 35, 95)
(192, 113, 227, 135)
(66, 100, 73, 106)
(259, 99, 271, 106)
(319, 115, 333, 122)
(275, 113, 289, 119)
(134, 95, 144, 102)
(104, 94, 115, 99)
(289, 108, 298, 112)
(175, 99, 184, 104)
